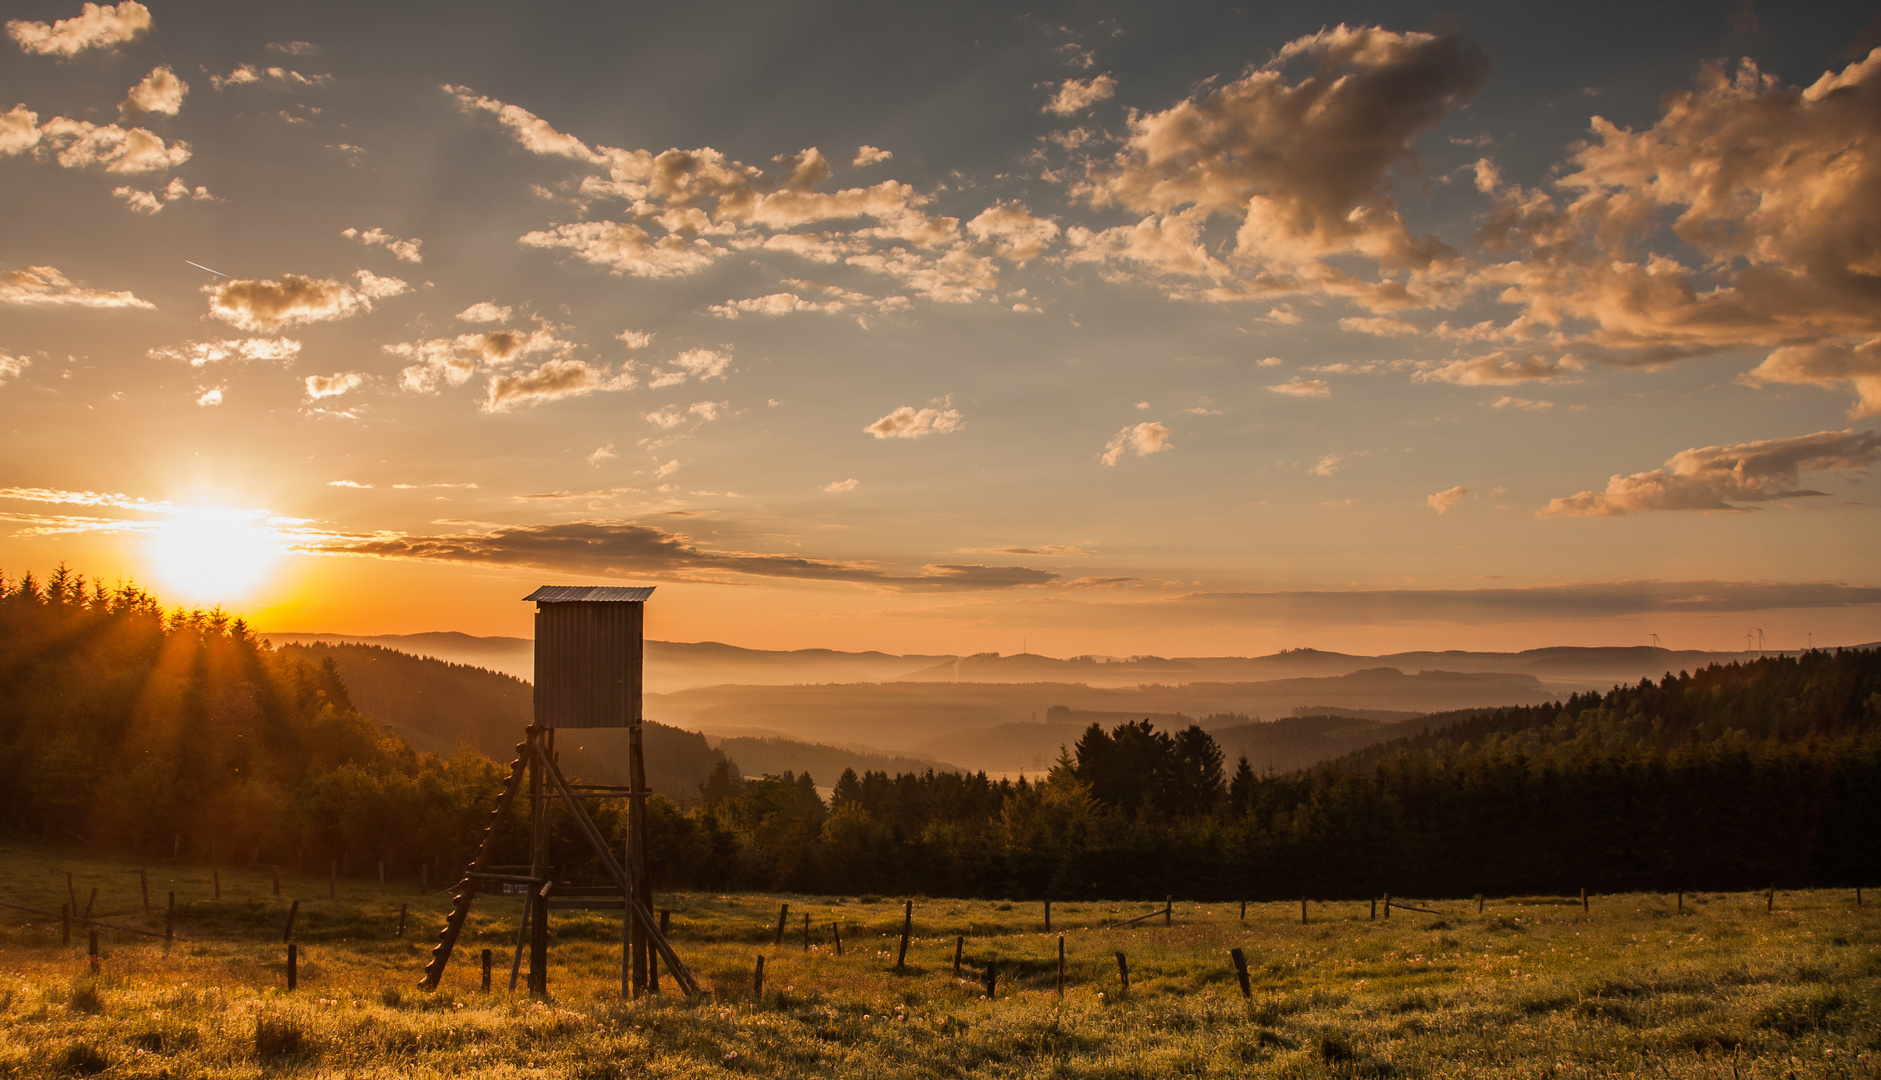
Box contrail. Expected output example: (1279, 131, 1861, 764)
(185, 260, 230, 278)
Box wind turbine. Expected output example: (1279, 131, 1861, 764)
(1649, 633, 1662, 650)
(1750, 627, 1764, 657)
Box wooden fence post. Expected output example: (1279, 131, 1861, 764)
(1300, 897, 1307, 925)
(1114, 951, 1129, 993)
(752, 954, 765, 1002)
(1857, 887, 1862, 907)
(287, 943, 298, 991)
(1240, 899, 1246, 922)
(1677, 891, 1683, 913)
(1383, 893, 1391, 919)
(140, 868, 150, 912)
(896, 900, 913, 971)
(984, 960, 998, 1000)
(1476, 894, 1484, 914)
(953, 935, 964, 976)
(1767, 885, 1775, 913)
(1230, 947, 1251, 998)
(482, 948, 493, 992)
(397, 903, 408, 938)
(1580, 888, 1588, 913)
(1165, 895, 1173, 926)
(283, 899, 299, 943)
(1057, 934, 1065, 998)
(832, 921, 843, 956)
(803, 912, 810, 952)
(1370, 898, 1376, 921)
(774, 903, 789, 945)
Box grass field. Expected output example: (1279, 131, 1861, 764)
(0, 841, 1875, 1078)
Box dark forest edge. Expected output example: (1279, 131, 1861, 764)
(2, 565, 1877, 901)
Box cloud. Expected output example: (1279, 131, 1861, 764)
(865, 403, 965, 440)
(587, 443, 617, 467)
(390, 328, 582, 393)
(196, 388, 222, 406)
(148, 337, 300, 366)
(822, 478, 859, 493)
(709, 292, 845, 319)
(1308, 453, 1347, 477)
(1413, 352, 1583, 385)
(852, 145, 892, 167)
(647, 347, 731, 387)
(210, 64, 330, 90)
(966, 203, 1060, 264)
(1069, 25, 1488, 297)
(615, 329, 652, 349)
(1257, 356, 1284, 367)
(956, 544, 1097, 556)
(1541, 428, 1881, 516)
(1, 265, 152, 308)
(8, 2, 151, 56)
(305, 371, 364, 399)
(1492, 396, 1554, 411)
(266, 41, 317, 56)
(342, 226, 423, 263)
(1427, 485, 1473, 514)
(311, 518, 1058, 592)
(1466, 49, 1881, 408)
(456, 301, 512, 324)
(113, 176, 216, 213)
(644, 405, 686, 429)
(1746, 340, 1881, 418)
(0, 351, 29, 383)
(520, 220, 724, 278)
(1340, 316, 1420, 337)
(206, 270, 408, 332)
(328, 479, 368, 488)
(24, 115, 190, 172)
(486, 358, 632, 412)
(1100, 421, 1172, 465)
(1269, 378, 1330, 397)
(1044, 74, 1117, 116)
(120, 65, 185, 118)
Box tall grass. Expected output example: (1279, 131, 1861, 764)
(0, 840, 1874, 1077)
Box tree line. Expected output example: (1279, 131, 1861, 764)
(3, 565, 1876, 900)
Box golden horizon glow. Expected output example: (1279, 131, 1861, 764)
(144, 507, 285, 607)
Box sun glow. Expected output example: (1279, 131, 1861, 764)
(147, 508, 284, 605)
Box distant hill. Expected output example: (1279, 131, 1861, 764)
(277, 642, 725, 803)
(707, 736, 961, 784)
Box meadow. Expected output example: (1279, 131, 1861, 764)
(0, 841, 1874, 1079)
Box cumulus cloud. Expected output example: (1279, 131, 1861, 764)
(1308, 453, 1347, 477)
(1413, 352, 1584, 385)
(389, 328, 573, 393)
(865, 403, 965, 440)
(113, 176, 215, 214)
(1427, 485, 1473, 514)
(615, 329, 653, 349)
(647, 347, 731, 388)
(486, 358, 633, 412)
(456, 301, 512, 324)
(7, 2, 150, 56)
(305, 371, 364, 399)
(520, 220, 724, 278)
(206, 270, 408, 332)
(1, 265, 152, 308)
(342, 226, 423, 263)
(312, 518, 1057, 592)
(1257, 356, 1284, 367)
(1746, 340, 1881, 418)
(822, 478, 859, 493)
(1044, 74, 1117, 116)
(120, 65, 185, 118)
(966, 203, 1060, 264)
(1068, 25, 1488, 298)
(1466, 49, 1881, 411)
(587, 443, 617, 467)
(1100, 421, 1172, 465)
(0, 352, 30, 384)
(12, 113, 191, 172)
(196, 388, 222, 406)
(1269, 378, 1330, 397)
(852, 145, 892, 167)
(148, 337, 300, 366)
(1540, 429, 1881, 516)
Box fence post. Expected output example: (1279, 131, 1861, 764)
(984, 960, 998, 1000)
(1580, 888, 1588, 913)
(1383, 893, 1390, 920)
(753, 954, 765, 1002)
(1114, 951, 1129, 993)
(1301, 897, 1307, 925)
(1476, 894, 1484, 914)
(283, 900, 299, 943)
(397, 903, 408, 938)
(1767, 885, 1774, 913)
(953, 935, 963, 977)
(832, 921, 843, 956)
(774, 903, 789, 945)
(482, 948, 493, 992)
(141, 868, 150, 912)
(803, 912, 810, 952)
(287, 943, 298, 991)
(896, 900, 913, 971)
(1057, 934, 1065, 998)
(1165, 895, 1173, 926)
(1240, 899, 1246, 922)
(1230, 947, 1251, 998)
(1370, 898, 1376, 921)
(1677, 891, 1683, 913)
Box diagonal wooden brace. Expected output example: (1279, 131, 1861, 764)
(421, 744, 529, 990)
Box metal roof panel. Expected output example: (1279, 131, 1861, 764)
(523, 585, 656, 603)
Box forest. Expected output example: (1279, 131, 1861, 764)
(2, 565, 1876, 902)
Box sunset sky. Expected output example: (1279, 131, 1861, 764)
(2, 0, 1878, 656)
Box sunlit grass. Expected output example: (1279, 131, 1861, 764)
(1, 840, 1876, 1078)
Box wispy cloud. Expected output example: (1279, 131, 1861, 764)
(342, 226, 423, 263)
(1427, 485, 1473, 514)
(1, 266, 153, 308)
(866, 402, 964, 440)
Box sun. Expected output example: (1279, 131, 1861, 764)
(147, 508, 284, 606)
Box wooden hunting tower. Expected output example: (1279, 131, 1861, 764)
(420, 585, 697, 998)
